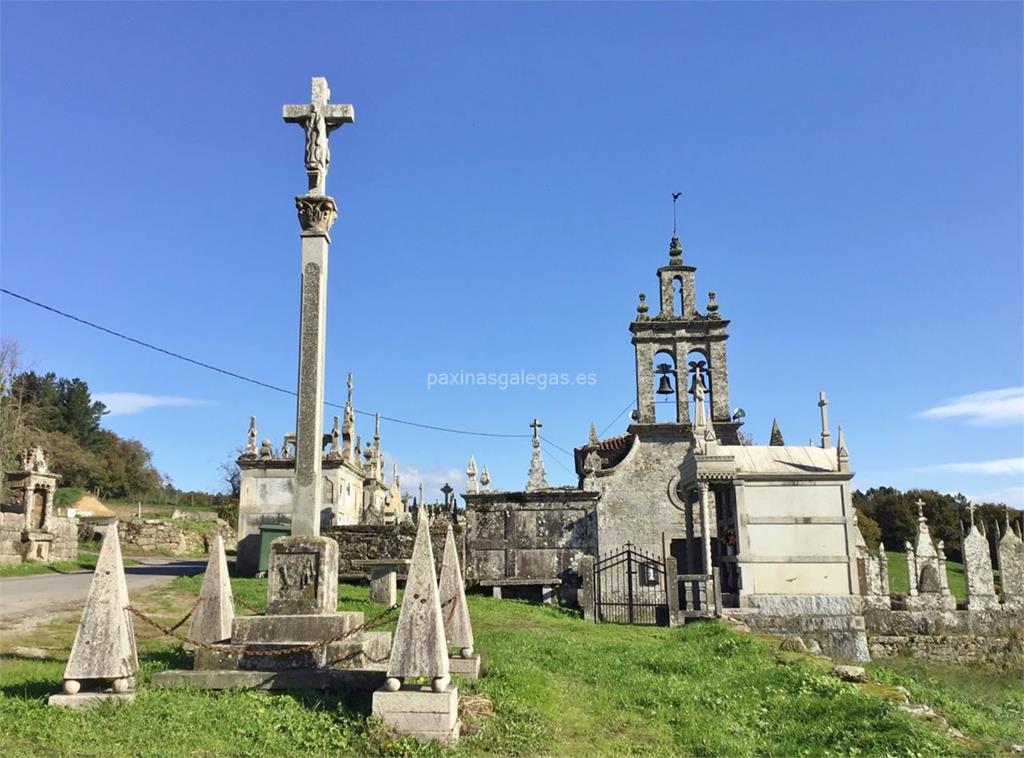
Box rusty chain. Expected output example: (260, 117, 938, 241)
(233, 596, 265, 616)
(126, 602, 399, 657)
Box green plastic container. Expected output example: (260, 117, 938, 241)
(257, 523, 291, 574)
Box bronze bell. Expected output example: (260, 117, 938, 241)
(656, 374, 674, 395)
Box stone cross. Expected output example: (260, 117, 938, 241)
(281, 77, 354, 536)
(282, 77, 355, 196)
(530, 418, 543, 439)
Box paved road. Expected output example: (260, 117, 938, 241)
(0, 557, 207, 620)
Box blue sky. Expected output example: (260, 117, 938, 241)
(2, 2, 1021, 505)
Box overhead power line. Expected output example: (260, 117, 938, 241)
(1, 287, 529, 439)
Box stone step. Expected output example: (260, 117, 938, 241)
(152, 667, 387, 692)
(325, 631, 391, 669)
(232, 611, 364, 644)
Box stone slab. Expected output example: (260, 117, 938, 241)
(372, 683, 458, 712)
(325, 631, 391, 669)
(48, 692, 135, 709)
(232, 612, 362, 643)
(448, 653, 480, 678)
(151, 667, 386, 692)
(267, 535, 338, 615)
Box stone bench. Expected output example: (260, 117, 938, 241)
(479, 578, 562, 604)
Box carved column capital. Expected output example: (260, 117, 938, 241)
(295, 194, 338, 236)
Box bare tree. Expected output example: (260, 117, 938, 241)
(219, 448, 242, 498)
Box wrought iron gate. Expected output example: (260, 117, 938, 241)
(593, 543, 669, 625)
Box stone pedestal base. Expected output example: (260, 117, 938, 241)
(233, 612, 362, 643)
(369, 569, 398, 605)
(266, 536, 339, 615)
(448, 653, 480, 678)
(372, 684, 460, 744)
(48, 692, 135, 709)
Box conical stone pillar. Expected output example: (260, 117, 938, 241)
(189, 534, 235, 644)
(438, 524, 479, 678)
(50, 525, 138, 706)
(373, 514, 459, 744)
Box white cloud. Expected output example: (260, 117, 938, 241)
(916, 387, 1024, 426)
(960, 486, 1024, 509)
(381, 452, 464, 503)
(925, 457, 1024, 475)
(95, 392, 214, 416)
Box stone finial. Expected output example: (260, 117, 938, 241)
(385, 511, 450, 691)
(636, 293, 649, 321)
(668, 235, 682, 263)
(326, 416, 342, 461)
(588, 422, 600, 447)
(243, 417, 258, 458)
(916, 498, 926, 522)
(706, 291, 720, 318)
(22, 446, 49, 474)
(769, 418, 785, 446)
(479, 465, 491, 493)
(61, 526, 138, 692)
(188, 534, 234, 644)
(526, 419, 548, 491)
(466, 457, 478, 495)
(836, 425, 849, 472)
(818, 391, 831, 448)
(439, 524, 474, 657)
(259, 438, 274, 460)
(355, 435, 362, 458)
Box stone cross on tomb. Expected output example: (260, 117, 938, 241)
(530, 418, 543, 441)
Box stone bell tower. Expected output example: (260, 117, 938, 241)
(630, 234, 742, 443)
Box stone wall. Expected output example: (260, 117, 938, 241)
(863, 607, 1024, 665)
(0, 512, 26, 565)
(868, 634, 1023, 665)
(79, 518, 235, 556)
(322, 522, 462, 578)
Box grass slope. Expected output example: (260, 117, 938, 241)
(1, 579, 1018, 757)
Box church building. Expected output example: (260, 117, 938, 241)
(465, 231, 861, 616)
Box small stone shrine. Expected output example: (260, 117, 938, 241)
(373, 514, 460, 744)
(904, 500, 956, 611)
(439, 523, 479, 678)
(1, 446, 77, 565)
(49, 526, 138, 707)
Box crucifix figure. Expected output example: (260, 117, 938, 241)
(283, 77, 355, 196)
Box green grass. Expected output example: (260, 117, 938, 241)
(886, 551, 967, 602)
(1, 579, 1018, 757)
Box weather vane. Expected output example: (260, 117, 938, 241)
(672, 192, 682, 235)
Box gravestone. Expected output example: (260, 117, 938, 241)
(998, 516, 1024, 610)
(438, 524, 479, 678)
(904, 500, 955, 611)
(372, 514, 459, 744)
(188, 534, 235, 644)
(962, 509, 999, 611)
(267, 535, 339, 615)
(50, 525, 138, 707)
